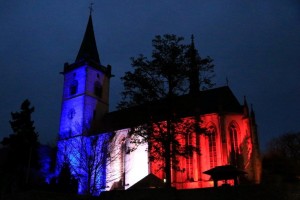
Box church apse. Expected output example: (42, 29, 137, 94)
(147, 112, 260, 189)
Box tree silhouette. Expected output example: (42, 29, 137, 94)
(57, 162, 78, 193)
(263, 132, 300, 182)
(119, 34, 214, 187)
(119, 34, 214, 109)
(57, 124, 123, 195)
(1, 99, 39, 191)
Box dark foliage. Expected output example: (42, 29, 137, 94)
(56, 162, 78, 193)
(263, 132, 300, 182)
(118, 34, 215, 109)
(0, 99, 40, 192)
(118, 34, 214, 187)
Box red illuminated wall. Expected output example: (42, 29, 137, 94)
(149, 112, 260, 189)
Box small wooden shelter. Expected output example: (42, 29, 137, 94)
(203, 165, 246, 187)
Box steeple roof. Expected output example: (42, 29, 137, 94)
(188, 34, 200, 94)
(75, 14, 100, 64)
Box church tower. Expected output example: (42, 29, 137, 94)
(56, 13, 112, 195)
(58, 14, 112, 139)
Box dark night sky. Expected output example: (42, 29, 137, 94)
(0, 1, 299, 152)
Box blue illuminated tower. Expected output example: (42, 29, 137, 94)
(59, 14, 112, 139)
(56, 14, 112, 194)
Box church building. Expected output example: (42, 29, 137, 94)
(56, 14, 261, 195)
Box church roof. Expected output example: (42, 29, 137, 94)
(100, 86, 243, 132)
(75, 14, 100, 64)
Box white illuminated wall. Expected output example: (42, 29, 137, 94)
(105, 129, 149, 190)
(124, 135, 148, 189)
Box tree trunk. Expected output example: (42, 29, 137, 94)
(26, 145, 33, 185)
(163, 71, 175, 188)
(165, 118, 172, 188)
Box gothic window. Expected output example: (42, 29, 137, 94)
(119, 137, 126, 187)
(207, 124, 217, 168)
(94, 81, 102, 98)
(229, 122, 239, 152)
(186, 132, 194, 181)
(70, 80, 78, 95)
(229, 122, 240, 166)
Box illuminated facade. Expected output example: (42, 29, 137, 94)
(56, 15, 261, 194)
(57, 14, 112, 195)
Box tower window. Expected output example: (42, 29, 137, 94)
(70, 80, 78, 95)
(186, 132, 194, 180)
(94, 81, 102, 98)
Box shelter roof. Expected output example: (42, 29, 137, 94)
(203, 165, 247, 180)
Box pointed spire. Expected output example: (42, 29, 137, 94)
(243, 96, 249, 117)
(75, 13, 100, 64)
(243, 96, 248, 107)
(191, 34, 195, 50)
(250, 104, 256, 123)
(188, 34, 200, 95)
(226, 76, 229, 86)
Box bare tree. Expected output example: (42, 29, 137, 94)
(129, 117, 203, 170)
(57, 122, 124, 195)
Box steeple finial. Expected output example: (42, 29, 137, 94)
(89, 2, 94, 15)
(191, 34, 195, 46)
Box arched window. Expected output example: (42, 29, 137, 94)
(229, 122, 239, 152)
(70, 80, 78, 95)
(228, 122, 240, 166)
(186, 132, 194, 181)
(119, 137, 126, 187)
(207, 124, 217, 168)
(94, 81, 102, 98)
